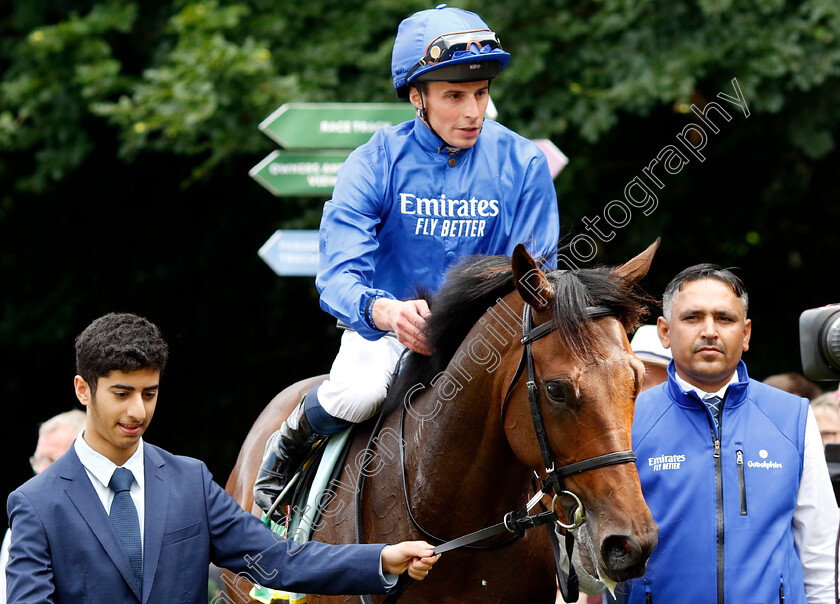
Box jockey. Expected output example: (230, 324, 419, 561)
(254, 4, 561, 519)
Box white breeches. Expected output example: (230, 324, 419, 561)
(316, 330, 406, 423)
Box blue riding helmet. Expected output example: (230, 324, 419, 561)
(391, 5, 511, 99)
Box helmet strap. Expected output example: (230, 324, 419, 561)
(414, 83, 428, 121)
(414, 83, 450, 150)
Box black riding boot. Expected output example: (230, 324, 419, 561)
(253, 401, 324, 521)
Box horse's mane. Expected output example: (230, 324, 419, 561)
(383, 251, 652, 414)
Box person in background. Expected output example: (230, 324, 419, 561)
(27, 409, 87, 474)
(809, 391, 840, 448)
(0, 408, 85, 603)
(622, 264, 838, 603)
(629, 324, 673, 393)
(763, 371, 823, 400)
(812, 391, 840, 509)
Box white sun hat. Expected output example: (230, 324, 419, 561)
(630, 325, 672, 368)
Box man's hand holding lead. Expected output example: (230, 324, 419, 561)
(381, 541, 440, 580)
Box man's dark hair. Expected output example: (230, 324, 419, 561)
(762, 372, 824, 400)
(662, 263, 749, 321)
(75, 313, 169, 392)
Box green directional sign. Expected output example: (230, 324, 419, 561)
(259, 103, 415, 149)
(249, 149, 350, 196)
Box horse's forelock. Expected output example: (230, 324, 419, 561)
(546, 271, 598, 363)
(546, 268, 650, 363)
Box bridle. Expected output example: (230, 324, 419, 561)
(362, 300, 640, 603)
(501, 303, 637, 517)
(393, 300, 639, 541)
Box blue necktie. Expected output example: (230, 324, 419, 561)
(109, 467, 143, 591)
(704, 395, 723, 430)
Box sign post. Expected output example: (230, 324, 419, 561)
(259, 103, 415, 150)
(249, 150, 350, 197)
(258, 230, 320, 277)
(532, 139, 569, 179)
(252, 103, 413, 275)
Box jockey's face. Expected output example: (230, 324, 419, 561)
(410, 80, 490, 149)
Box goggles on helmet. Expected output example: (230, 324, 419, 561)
(406, 30, 503, 82)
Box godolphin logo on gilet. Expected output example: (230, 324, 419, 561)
(749, 448, 782, 469)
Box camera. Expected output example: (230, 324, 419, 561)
(799, 304, 840, 381)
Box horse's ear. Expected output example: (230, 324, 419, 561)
(512, 243, 554, 312)
(612, 238, 661, 287)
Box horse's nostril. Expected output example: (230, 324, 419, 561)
(599, 534, 655, 582)
(602, 535, 638, 568)
(618, 536, 632, 554)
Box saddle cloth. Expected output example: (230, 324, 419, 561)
(250, 428, 352, 603)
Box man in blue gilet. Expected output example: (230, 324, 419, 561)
(622, 264, 838, 603)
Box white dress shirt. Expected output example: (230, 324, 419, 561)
(74, 433, 146, 551)
(673, 368, 739, 402)
(0, 527, 10, 604)
(673, 371, 839, 603)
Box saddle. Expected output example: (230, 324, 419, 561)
(250, 427, 354, 604)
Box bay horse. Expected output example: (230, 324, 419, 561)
(223, 241, 660, 603)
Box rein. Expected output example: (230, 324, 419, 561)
(363, 302, 638, 604)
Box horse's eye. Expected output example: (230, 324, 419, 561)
(545, 381, 566, 402)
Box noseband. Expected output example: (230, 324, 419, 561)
(502, 303, 637, 523)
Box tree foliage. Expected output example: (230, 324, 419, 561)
(0, 1, 135, 191)
(3, 0, 839, 185)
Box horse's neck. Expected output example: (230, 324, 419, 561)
(402, 292, 532, 529)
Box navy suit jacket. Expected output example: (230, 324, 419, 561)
(6, 442, 387, 603)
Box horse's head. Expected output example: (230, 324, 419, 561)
(504, 240, 660, 585)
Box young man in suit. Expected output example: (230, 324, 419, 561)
(6, 313, 438, 603)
